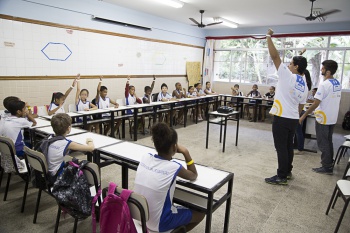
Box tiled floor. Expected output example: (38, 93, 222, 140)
(1, 117, 350, 233)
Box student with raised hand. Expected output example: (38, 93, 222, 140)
(134, 122, 205, 232)
(300, 60, 342, 175)
(265, 28, 308, 185)
(142, 75, 156, 104)
(0, 100, 37, 158)
(46, 113, 94, 183)
(74, 73, 99, 133)
(48, 78, 77, 116)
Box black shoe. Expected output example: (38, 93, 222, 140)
(287, 172, 293, 180)
(312, 167, 333, 175)
(265, 175, 288, 185)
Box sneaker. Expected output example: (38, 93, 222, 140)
(265, 175, 288, 185)
(287, 172, 293, 180)
(312, 167, 333, 175)
(294, 150, 304, 155)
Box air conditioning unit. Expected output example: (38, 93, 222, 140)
(92, 16, 152, 31)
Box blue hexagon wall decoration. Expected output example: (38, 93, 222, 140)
(41, 42, 72, 61)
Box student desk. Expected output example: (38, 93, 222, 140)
(41, 112, 83, 123)
(76, 108, 112, 131)
(126, 103, 154, 141)
(28, 118, 52, 145)
(66, 132, 121, 165)
(206, 111, 240, 152)
(302, 114, 317, 153)
(97, 141, 234, 233)
(34, 125, 87, 137)
(104, 106, 133, 138)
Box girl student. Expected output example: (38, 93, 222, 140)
(194, 83, 206, 121)
(260, 86, 276, 122)
(229, 84, 244, 108)
(95, 76, 121, 136)
(48, 78, 77, 116)
(186, 85, 202, 121)
(244, 84, 262, 122)
(133, 122, 205, 232)
(74, 74, 100, 133)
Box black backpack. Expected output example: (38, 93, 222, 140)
(52, 159, 93, 220)
(342, 111, 350, 130)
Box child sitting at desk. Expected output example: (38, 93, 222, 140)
(134, 122, 205, 232)
(157, 83, 177, 125)
(75, 74, 99, 133)
(261, 86, 275, 122)
(244, 84, 262, 122)
(172, 82, 186, 125)
(0, 100, 37, 158)
(187, 86, 202, 121)
(142, 76, 156, 105)
(45, 113, 94, 183)
(95, 77, 121, 136)
(229, 84, 244, 108)
(307, 88, 318, 103)
(48, 78, 77, 116)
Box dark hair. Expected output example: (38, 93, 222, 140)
(51, 92, 64, 104)
(206, 81, 210, 85)
(175, 82, 180, 87)
(304, 69, 312, 91)
(194, 83, 201, 88)
(270, 86, 275, 91)
(253, 84, 258, 88)
(129, 85, 135, 90)
(188, 85, 193, 90)
(8, 100, 26, 115)
(234, 84, 239, 88)
(51, 113, 72, 136)
(322, 60, 338, 75)
(80, 89, 89, 96)
(151, 122, 178, 155)
(3, 96, 20, 110)
(100, 86, 108, 92)
(161, 83, 168, 89)
(144, 86, 151, 92)
(292, 56, 307, 74)
(312, 88, 318, 92)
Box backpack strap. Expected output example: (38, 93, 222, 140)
(108, 182, 117, 195)
(120, 189, 133, 202)
(91, 188, 102, 233)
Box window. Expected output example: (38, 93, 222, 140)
(214, 35, 350, 90)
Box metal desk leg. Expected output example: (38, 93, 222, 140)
(223, 177, 233, 233)
(223, 117, 228, 152)
(219, 119, 223, 143)
(253, 103, 258, 122)
(170, 103, 174, 127)
(133, 109, 138, 141)
(235, 114, 239, 146)
(206, 117, 210, 149)
(121, 166, 129, 189)
(184, 103, 188, 128)
(122, 111, 126, 139)
(110, 111, 115, 138)
(83, 115, 88, 130)
(205, 192, 214, 233)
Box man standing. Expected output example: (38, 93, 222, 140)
(265, 28, 308, 185)
(300, 60, 341, 174)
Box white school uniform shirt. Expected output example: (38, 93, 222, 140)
(134, 153, 183, 232)
(48, 103, 65, 114)
(269, 64, 308, 119)
(314, 78, 342, 125)
(76, 99, 90, 111)
(157, 92, 172, 101)
(187, 92, 197, 97)
(98, 96, 111, 117)
(0, 116, 32, 152)
(47, 136, 72, 176)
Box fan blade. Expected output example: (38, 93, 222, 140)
(206, 22, 223, 26)
(317, 9, 341, 18)
(189, 18, 200, 25)
(284, 12, 306, 18)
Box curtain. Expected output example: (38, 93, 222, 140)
(202, 39, 215, 85)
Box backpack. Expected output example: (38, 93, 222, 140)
(100, 182, 137, 233)
(342, 111, 350, 130)
(52, 160, 95, 220)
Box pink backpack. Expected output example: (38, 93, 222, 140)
(100, 182, 137, 233)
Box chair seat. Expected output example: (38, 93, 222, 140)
(342, 141, 350, 148)
(344, 135, 350, 140)
(337, 180, 350, 196)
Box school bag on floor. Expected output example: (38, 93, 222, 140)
(52, 159, 94, 220)
(342, 111, 350, 130)
(100, 182, 137, 233)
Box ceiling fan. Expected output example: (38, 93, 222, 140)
(284, 0, 341, 21)
(189, 10, 222, 28)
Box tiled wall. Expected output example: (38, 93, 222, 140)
(0, 77, 188, 110)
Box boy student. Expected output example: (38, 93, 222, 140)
(204, 81, 216, 95)
(172, 82, 186, 125)
(265, 28, 308, 185)
(0, 100, 37, 157)
(300, 60, 342, 175)
(306, 87, 318, 103)
(142, 75, 156, 104)
(46, 113, 94, 182)
(95, 76, 121, 136)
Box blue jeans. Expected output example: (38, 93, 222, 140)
(295, 111, 305, 151)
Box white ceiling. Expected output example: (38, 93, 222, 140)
(103, 0, 350, 29)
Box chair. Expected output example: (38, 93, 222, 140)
(326, 180, 350, 233)
(0, 136, 29, 213)
(102, 186, 186, 233)
(345, 135, 350, 141)
(23, 146, 54, 223)
(54, 162, 101, 233)
(33, 105, 49, 116)
(68, 104, 77, 112)
(333, 141, 350, 167)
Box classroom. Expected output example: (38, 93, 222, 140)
(1, 0, 350, 232)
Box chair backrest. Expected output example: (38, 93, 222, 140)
(68, 104, 77, 112)
(82, 162, 101, 206)
(33, 106, 49, 116)
(0, 136, 19, 173)
(116, 99, 125, 106)
(152, 93, 158, 102)
(23, 146, 48, 173)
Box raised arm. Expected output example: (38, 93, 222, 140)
(150, 75, 155, 92)
(64, 77, 77, 99)
(266, 28, 281, 70)
(125, 76, 130, 98)
(95, 76, 102, 105)
(75, 74, 81, 105)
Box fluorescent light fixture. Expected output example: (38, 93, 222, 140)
(153, 0, 184, 8)
(214, 17, 239, 28)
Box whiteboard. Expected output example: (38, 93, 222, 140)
(0, 18, 203, 76)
